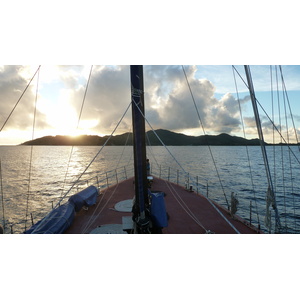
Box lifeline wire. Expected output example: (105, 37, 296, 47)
(181, 65, 229, 210)
(29, 101, 133, 231)
(56, 101, 132, 207)
(132, 90, 240, 231)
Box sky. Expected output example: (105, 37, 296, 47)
(2, 1, 300, 296)
(0, 64, 300, 145)
(1, 2, 300, 146)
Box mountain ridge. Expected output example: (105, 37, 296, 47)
(21, 129, 266, 146)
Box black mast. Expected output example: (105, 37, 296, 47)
(130, 65, 149, 233)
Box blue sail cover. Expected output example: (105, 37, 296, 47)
(24, 202, 75, 234)
(150, 192, 168, 228)
(68, 185, 98, 212)
(24, 185, 98, 234)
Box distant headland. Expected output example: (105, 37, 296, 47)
(21, 129, 269, 146)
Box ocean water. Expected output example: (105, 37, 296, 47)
(0, 145, 299, 234)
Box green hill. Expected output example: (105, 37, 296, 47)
(21, 129, 264, 146)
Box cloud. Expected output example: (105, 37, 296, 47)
(7, 65, 297, 145)
(0, 65, 48, 131)
(143, 65, 250, 135)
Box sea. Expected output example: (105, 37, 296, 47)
(0, 145, 300, 234)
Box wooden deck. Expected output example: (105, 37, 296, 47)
(64, 176, 262, 234)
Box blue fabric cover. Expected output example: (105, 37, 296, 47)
(150, 192, 168, 228)
(24, 185, 98, 234)
(24, 202, 75, 234)
(68, 185, 98, 212)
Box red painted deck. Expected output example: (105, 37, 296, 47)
(64, 176, 261, 234)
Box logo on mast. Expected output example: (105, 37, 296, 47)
(131, 84, 143, 99)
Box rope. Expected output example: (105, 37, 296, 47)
(181, 65, 230, 210)
(24, 67, 40, 231)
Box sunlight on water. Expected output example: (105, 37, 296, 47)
(0, 145, 299, 234)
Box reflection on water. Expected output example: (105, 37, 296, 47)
(0, 145, 300, 233)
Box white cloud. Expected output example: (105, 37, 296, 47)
(1, 65, 300, 144)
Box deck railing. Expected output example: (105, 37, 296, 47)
(16, 163, 263, 234)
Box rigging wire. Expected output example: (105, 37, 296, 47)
(0, 159, 5, 230)
(29, 101, 133, 232)
(116, 130, 133, 168)
(60, 65, 94, 197)
(80, 131, 134, 233)
(275, 66, 287, 232)
(280, 67, 297, 232)
(270, 66, 279, 233)
(56, 102, 133, 207)
(0, 66, 41, 133)
(24, 67, 40, 231)
(244, 65, 282, 232)
(132, 99, 188, 183)
(279, 66, 300, 150)
(132, 82, 240, 230)
(181, 65, 230, 210)
(232, 66, 300, 166)
(281, 68, 291, 232)
(278, 66, 298, 231)
(80, 179, 125, 233)
(162, 179, 208, 232)
(270, 66, 277, 205)
(232, 66, 260, 227)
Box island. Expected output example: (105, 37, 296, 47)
(21, 129, 265, 146)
